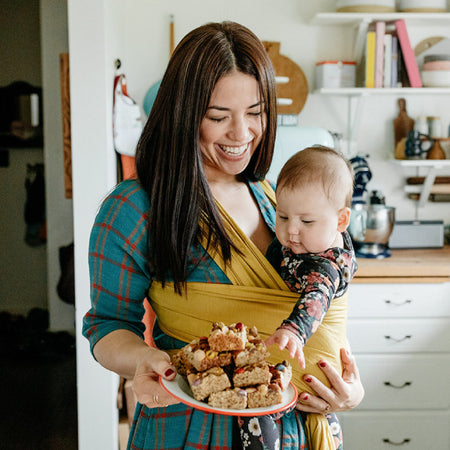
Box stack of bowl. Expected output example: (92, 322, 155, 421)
(421, 54, 450, 87)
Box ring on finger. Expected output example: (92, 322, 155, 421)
(153, 394, 168, 408)
(324, 404, 331, 413)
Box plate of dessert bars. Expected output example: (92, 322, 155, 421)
(160, 374, 298, 416)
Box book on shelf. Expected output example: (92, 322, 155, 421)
(390, 35, 399, 88)
(395, 19, 422, 88)
(383, 33, 392, 88)
(364, 30, 376, 88)
(374, 21, 386, 88)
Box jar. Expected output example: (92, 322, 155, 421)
(315, 61, 356, 89)
(427, 116, 442, 138)
(414, 115, 428, 134)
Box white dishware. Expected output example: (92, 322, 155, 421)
(336, 0, 395, 12)
(398, 0, 447, 12)
(421, 70, 450, 87)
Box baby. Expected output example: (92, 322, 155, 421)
(240, 146, 357, 450)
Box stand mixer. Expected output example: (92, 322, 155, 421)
(348, 155, 396, 259)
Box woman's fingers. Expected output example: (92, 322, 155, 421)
(295, 392, 333, 415)
(340, 347, 358, 383)
(132, 349, 178, 407)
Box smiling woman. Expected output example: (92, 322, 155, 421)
(82, 21, 364, 450)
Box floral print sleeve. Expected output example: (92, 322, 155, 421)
(278, 231, 357, 343)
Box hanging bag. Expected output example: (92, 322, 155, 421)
(112, 74, 143, 157)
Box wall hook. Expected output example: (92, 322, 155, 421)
(114, 59, 122, 71)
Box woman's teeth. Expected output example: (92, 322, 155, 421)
(220, 143, 248, 156)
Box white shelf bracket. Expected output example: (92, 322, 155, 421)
(418, 166, 438, 209)
(346, 95, 365, 154)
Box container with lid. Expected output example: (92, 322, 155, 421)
(315, 61, 356, 89)
(421, 53, 450, 87)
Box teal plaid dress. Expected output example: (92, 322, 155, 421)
(83, 179, 308, 449)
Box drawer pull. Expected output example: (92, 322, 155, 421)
(384, 335, 411, 343)
(382, 438, 411, 446)
(384, 381, 412, 389)
(384, 299, 412, 306)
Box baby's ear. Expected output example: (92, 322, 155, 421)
(337, 207, 351, 232)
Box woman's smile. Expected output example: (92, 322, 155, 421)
(218, 142, 250, 156)
(200, 71, 265, 179)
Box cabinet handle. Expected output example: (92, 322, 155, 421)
(382, 438, 411, 446)
(384, 299, 412, 306)
(384, 381, 412, 389)
(384, 335, 411, 343)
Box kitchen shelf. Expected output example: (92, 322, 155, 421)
(311, 12, 450, 27)
(310, 13, 450, 150)
(393, 159, 450, 208)
(314, 87, 450, 96)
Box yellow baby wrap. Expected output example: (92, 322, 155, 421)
(148, 181, 347, 449)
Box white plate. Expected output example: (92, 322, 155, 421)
(160, 374, 298, 416)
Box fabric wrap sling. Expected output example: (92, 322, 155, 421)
(149, 180, 347, 450)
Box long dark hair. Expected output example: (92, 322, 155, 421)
(135, 21, 277, 293)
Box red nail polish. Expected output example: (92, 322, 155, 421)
(164, 368, 175, 377)
(305, 376, 312, 383)
(319, 361, 327, 368)
(302, 394, 309, 400)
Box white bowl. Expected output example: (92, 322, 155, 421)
(421, 70, 450, 87)
(336, 0, 395, 12)
(398, 0, 447, 12)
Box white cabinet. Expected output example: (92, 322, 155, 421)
(340, 282, 450, 449)
(342, 411, 450, 450)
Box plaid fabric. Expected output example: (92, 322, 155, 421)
(83, 179, 309, 449)
(128, 404, 308, 450)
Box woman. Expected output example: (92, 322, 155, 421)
(83, 21, 364, 449)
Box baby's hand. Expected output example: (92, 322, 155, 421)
(266, 329, 306, 369)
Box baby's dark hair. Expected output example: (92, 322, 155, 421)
(276, 146, 354, 208)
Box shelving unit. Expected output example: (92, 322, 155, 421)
(314, 87, 450, 96)
(311, 12, 450, 26)
(310, 12, 450, 154)
(393, 159, 450, 208)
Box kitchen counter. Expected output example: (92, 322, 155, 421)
(354, 245, 450, 283)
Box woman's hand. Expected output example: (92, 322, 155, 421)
(295, 348, 364, 414)
(132, 347, 178, 408)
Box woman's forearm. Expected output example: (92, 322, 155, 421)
(93, 329, 155, 379)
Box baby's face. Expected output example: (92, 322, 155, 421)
(275, 183, 346, 254)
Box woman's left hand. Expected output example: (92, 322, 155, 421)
(295, 348, 364, 414)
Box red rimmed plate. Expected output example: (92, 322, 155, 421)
(160, 374, 298, 416)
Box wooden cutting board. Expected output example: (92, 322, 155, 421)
(263, 41, 308, 115)
(393, 98, 415, 159)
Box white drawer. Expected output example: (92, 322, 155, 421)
(339, 411, 450, 450)
(354, 355, 450, 410)
(348, 318, 450, 353)
(348, 283, 450, 318)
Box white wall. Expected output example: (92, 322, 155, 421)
(69, 0, 121, 448)
(41, 0, 75, 332)
(70, 1, 450, 448)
